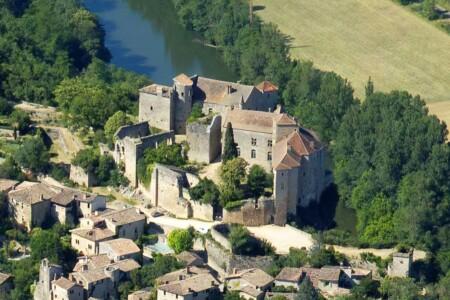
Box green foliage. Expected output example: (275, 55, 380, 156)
(15, 135, 49, 173)
(308, 246, 340, 268)
(365, 76, 374, 99)
(30, 228, 62, 263)
(104, 110, 132, 141)
(10, 110, 31, 135)
(72, 148, 99, 173)
(223, 122, 238, 162)
(247, 165, 272, 199)
(0, 98, 13, 115)
(350, 277, 380, 299)
(219, 157, 247, 205)
(223, 291, 242, 300)
(0, 156, 23, 180)
(295, 277, 319, 300)
(228, 224, 251, 254)
(189, 178, 220, 206)
(187, 102, 205, 123)
(422, 0, 438, 20)
(167, 228, 194, 254)
(137, 143, 186, 185)
(379, 277, 420, 300)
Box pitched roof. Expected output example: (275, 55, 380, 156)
(240, 285, 264, 298)
(53, 277, 79, 290)
(8, 183, 58, 205)
(71, 228, 115, 242)
(223, 109, 277, 134)
(156, 267, 211, 285)
(273, 129, 322, 171)
(318, 267, 342, 282)
(100, 238, 140, 256)
(128, 288, 152, 299)
(256, 81, 278, 93)
(194, 76, 255, 105)
(231, 268, 274, 288)
(51, 189, 83, 206)
(73, 254, 112, 272)
(300, 267, 321, 288)
(158, 273, 218, 296)
(102, 208, 146, 226)
(174, 73, 193, 86)
(176, 251, 204, 266)
(71, 259, 140, 283)
(0, 272, 11, 285)
(0, 179, 18, 192)
(275, 267, 302, 283)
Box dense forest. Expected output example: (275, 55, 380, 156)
(171, 0, 450, 296)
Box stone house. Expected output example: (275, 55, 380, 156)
(71, 228, 115, 256)
(99, 238, 141, 262)
(274, 267, 303, 289)
(225, 268, 274, 300)
(186, 114, 222, 163)
(69, 259, 140, 300)
(51, 277, 84, 300)
(388, 252, 413, 278)
(113, 121, 174, 187)
(76, 193, 107, 218)
(7, 182, 56, 230)
(101, 208, 146, 240)
(0, 272, 13, 295)
(138, 74, 278, 135)
(34, 259, 64, 300)
(50, 189, 80, 226)
(176, 251, 205, 267)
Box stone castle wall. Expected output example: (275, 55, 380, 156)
(223, 198, 275, 226)
(186, 115, 222, 163)
(139, 89, 173, 131)
(190, 200, 214, 221)
(70, 165, 96, 187)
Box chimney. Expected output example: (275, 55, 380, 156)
(233, 268, 237, 275)
(179, 275, 184, 281)
(157, 86, 163, 96)
(40, 194, 44, 201)
(227, 85, 233, 94)
(186, 266, 191, 274)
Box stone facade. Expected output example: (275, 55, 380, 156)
(69, 165, 96, 187)
(34, 259, 64, 300)
(113, 122, 175, 187)
(388, 252, 413, 278)
(223, 198, 275, 226)
(186, 115, 222, 163)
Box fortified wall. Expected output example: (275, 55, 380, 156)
(186, 115, 222, 163)
(69, 165, 96, 187)
(223, 198, 275, 226)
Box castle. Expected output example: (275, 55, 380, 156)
(114, 74, 329, 225)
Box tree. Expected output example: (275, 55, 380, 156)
(351, 277, 380, 299)
(308, 246, 339, 268)
(219, 158, 247, 205)
(187, 103, 205, 123)
(423, 0, 438, 20)
(380, 277, 420, 300)
(167, 228, 194, 254)
(30, 228, 63, 263)
(15, 136, 50, 173)
(72, 148, 99, 174)
(10, 110, 31, 135)
(223, 122, 238, 162)
(0, 98, 13, 115)
(437, 271, 450, 299)
(189, 178, 220, 206)
(365, 77, 374, 98)
(223, 291, 242, 300)
(104, 111, 131, 142)
(295, 277, 319, 300)
(247, 165, 272, 199)
(228, 224, 251, 254)
(0, 156, 23, 180)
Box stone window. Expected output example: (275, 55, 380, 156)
(267, 152, 272, 161)
(150, 106, 153, 111)
(268, 139, 272, 147)
(88, 244, 92, 250)
(251, 138, 257, 146)
(208, 108, 213, 114)
(237, 147, 241, 156)
(251, 149, 256, 159)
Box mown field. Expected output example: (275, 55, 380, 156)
(254, 0, 450, 126)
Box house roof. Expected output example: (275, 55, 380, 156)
(73, 254, 112, 272)
(228, 268, 274, 288)
(100, 238, 140, 256)
(158, 273, 218, 296)
(240, 285, 264, 298)
(174, 73, 193, 86)
(71, 259, 140, 284)
(102, 208, 146, 226)
(51, 189, 83, 206)
(128, 288, 152, 299)
(156, 267, 211, 285)
(0, 179, 18, 192)
(71, 228, 115, 242)
(8, 183, 58, 205)
(256, 81, 278, 93)
(53, 277, 79, 290)
(275, 267, 302, 283)
(194, 76, 255, 105)
(223, 109, 276, 134)
(318, 267, 342, 282)
(273, 129, 322, 171)
(0, 272, 11, 285)
(301, 267, 321, 288)
(176, 251, 204, 266)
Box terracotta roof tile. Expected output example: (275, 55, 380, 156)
(256, 81, 278, 93)
(8, 183, 58, 205)
(174, 73, 193, 86)
(275, 267, 302, 283)
(53, 277, 79, 290)
(71, 228, 115, 242)
(102, 208, 146, 226)
(158, 273, 218, 296)
(100, 238, 140, 257)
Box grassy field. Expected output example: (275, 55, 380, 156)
(254, 0, 450, 125)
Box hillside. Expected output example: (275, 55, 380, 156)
(254, 0, 450, 106)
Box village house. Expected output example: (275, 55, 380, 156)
(75, 193, 107, 218)
(157, 272, 220, 300)
(50, 189, 80, 226)
(388, 252, 413, 278)
(176, 251, 205, 267)
(70, 258, 140, 300)
(274, 267, 303, 289)
(99, 238, 141, 262)
(225, 268, 274, 300)
(7, 182, 57, 230)
(0, 272, 13, 295)
(156, 266, 212, 286)
(101, 208, 146, 240)
(34, 259, 64, 300)
(71, 227, 115, 256)
(51, 277, 84, 300)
